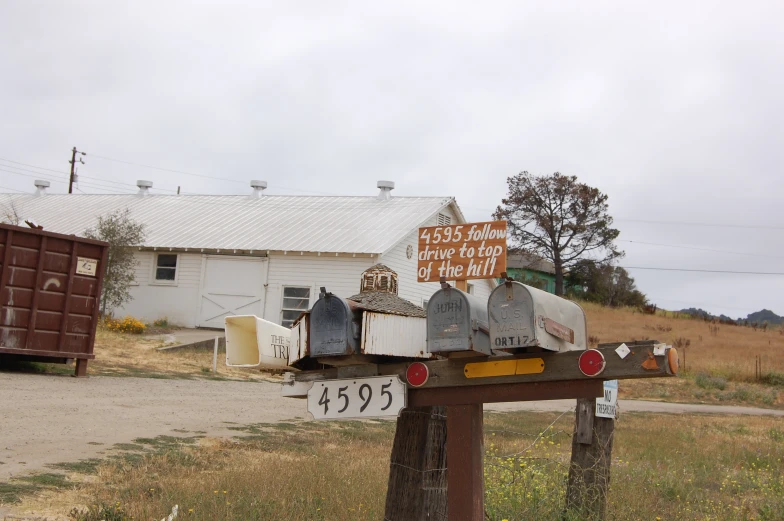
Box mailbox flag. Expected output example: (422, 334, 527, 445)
(225, 315, 292, 369)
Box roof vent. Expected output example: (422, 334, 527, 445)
(34, 180, 50, 196)
(377, 180, 395, 200)
(137, 180, 153, 196)
(250, 180, 267, 198)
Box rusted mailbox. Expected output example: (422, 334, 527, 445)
(488, 279, 587, 352)
(426, 286, 491, 356)
(309, 287, 363, 357)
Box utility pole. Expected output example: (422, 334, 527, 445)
(68, 147, 86, 193)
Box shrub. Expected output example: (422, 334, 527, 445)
(695, 373, 727, 391)
(152, 317, 170, 328)
(761, 372, 784, 387)
(103, 316, 146, 335)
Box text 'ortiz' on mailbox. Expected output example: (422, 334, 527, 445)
(488, 278, 587, 353)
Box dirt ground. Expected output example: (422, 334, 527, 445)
(2, 371, 783, 487)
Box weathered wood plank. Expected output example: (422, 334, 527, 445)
(409, 379, 602, 407)
(566, 397, 615, 520)
(292, 342, 676, 390)
(446, 403, 484, 521)
(384, 406, 447, 521)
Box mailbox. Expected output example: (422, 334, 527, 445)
(426, 286, 492, 356)
(224, 315, 291, 369)
(487, 280, 587, 352)
(309, 288, 363, 357)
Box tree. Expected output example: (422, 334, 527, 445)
(84, 208, 146, 316)
(566, 260, 647, 308)
(494, 172, 623, 296)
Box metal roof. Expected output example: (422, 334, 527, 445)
(0, 194, 454, 254)
(506, 252, 556, 274)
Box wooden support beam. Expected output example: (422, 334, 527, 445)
(292, 342, 677, 392)
(447, 403, 483, 521)
(410, 379, 602, 407)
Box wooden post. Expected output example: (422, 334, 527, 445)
(213, 336, 219, 372)
(384, 406, 447, 521)
(447, 403, 484, 521)
(442, 279, 485, 521)
(566, 397, 615, 520)
(74, 358, 88, 377)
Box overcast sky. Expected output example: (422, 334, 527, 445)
(1, 1, 782, 318)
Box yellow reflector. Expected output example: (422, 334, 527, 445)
(516, 358, 545, 375)
(464, 358, 545, 378)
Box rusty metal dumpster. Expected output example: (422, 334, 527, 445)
(0, 223, 109, 376)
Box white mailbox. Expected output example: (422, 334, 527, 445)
(487, 280, 587, 352)
(224, 315, 291, 369)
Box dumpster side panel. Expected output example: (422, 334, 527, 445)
(0, 224, 108, 360)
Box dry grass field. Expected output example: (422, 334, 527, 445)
(580, 302, 784, 408)
(6, 411, 783, 521)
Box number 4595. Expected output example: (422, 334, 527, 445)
(306, 377, 407, 420)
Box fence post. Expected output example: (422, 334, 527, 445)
(212, 336, 219, 373)
(566, 397, 615, 520)
(384, 406, 448, 521)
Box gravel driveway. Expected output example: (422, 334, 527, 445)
(2, 372, 782, 482)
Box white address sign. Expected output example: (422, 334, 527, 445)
(307, 376, 407, 420)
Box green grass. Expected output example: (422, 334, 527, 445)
(48, 459, 103, 474)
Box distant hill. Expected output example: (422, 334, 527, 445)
(746, 309, 784, 325)
(678, 307, 783, 325)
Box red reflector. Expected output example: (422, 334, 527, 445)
(578, 349, 606, 377)
(406, 362, 429, 387)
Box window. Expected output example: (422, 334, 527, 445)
(467, 283, 475, 295)
(437, 213, 451, 226)
(281, 287, 310, 327)
(155, 254, 178, 282)
(423, 298, 429, 309)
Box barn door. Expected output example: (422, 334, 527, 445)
(198, 256, 267, 328)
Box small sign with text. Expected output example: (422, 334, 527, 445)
(596, 380, 618, 419)
(417, 221, 507, 283)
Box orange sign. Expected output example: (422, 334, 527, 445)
(417, 220, 507, 282)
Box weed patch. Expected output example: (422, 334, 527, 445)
(696, 373, 728, 390)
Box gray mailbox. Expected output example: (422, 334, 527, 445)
(309, 288, 363, 357)
(426, 286, 492, 356)
(488, 280, 587, 353)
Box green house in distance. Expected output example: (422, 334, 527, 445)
(502, 253, 556, 294)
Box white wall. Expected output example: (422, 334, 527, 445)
(264, 253, 375, 324)
(380, 206, 496, 307)
(119, 251, 204, 327)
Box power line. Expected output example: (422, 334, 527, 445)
(623, 266, 784, 275)
(88, 153, 341, 196)
(615, 218, 784, 231)
(0, 157, 69, 175)
(0, 167, 67, 184)
(618, 239, 784, 259)
(89, 153, 252, 185)
(0, 185, 27, 193)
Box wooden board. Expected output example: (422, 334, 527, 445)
(291, 341, 677, 391)
(417, 221, 507, 282)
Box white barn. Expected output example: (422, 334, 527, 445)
(1, 181, 495, 328)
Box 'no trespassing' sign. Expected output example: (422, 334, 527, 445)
(596, 380, 618, 419)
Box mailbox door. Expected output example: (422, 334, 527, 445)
(488, 282, 537, 351)
(310, 295, 360, 357)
